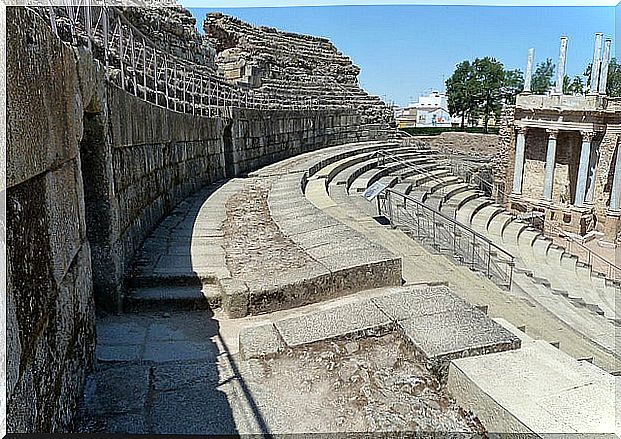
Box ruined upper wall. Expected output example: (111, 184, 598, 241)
(205, 12, 360, 85)
(120, 6, 217, 70)
(204, 12, 393, 126)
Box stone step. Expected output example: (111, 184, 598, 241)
(124, 285, 222, 312)
(448, 325, 619, 436)
(513, 272, 618, 355)
(238, 285, 520, 383)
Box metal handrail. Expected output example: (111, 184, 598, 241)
(379, 187, 515, 289)
(374, 149, 453, 199)
(384, 188, 514, 261)
(545, 222, 621, 280)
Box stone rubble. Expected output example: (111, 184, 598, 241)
(204, 12, 394, 125)
(247, 332, 487, 435)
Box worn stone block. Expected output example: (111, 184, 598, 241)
(398, 308, 521, 381)
(221, 278, 250, 318)
(239, 323, 284, 360)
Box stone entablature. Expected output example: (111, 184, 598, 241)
(516, 93, 608, 113)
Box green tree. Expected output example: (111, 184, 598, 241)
(583, 59, 621, 96)
(472, 57, 505, 133)
(501, 69, 524, 104)
(563, 75, 584, 94)
(531, 58, 555, 94)
(445, 60, 477, 129)
(605, 58, 621, 96)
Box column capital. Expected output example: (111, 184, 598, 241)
(546, 128, 559, 139)
(516, 126, 528, 135)
(581, 131, 595, 142)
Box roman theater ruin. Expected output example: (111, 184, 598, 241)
(6, 3, 620, 436)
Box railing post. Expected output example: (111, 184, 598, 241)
(102, 7, 109, 80)
(142, 38, 147, 100)
(130, 30, 137, 96)
(153, 51, 158, 106)
(182, 65, 186, 111)
(472, 235, 476, 269)
(191, 70, 195, 115)
(200, 75, 204, 117)
(487, 242, 492, 279)
(48, 3, 58, 36)
(208, 79, 212, 117)
(173, 61, 177, 112)
(85, 0, 92, 51)
(164, 56, 169, 109)
(432, 210, 436, 248)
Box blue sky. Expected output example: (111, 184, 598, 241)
(184, 4, 615, 106)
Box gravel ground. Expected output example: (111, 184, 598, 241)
(241, 331, 487, 436)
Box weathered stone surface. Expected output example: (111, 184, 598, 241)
(7, 8, 96, 433)
(372, 286, 461, 321)
(205, 13, 394, 126)
(8, 4, 393, 433)
(239, 323, 284, 360)
(274, 300, 392, 347)
(398, 308, 521, 381)
(122, 6, 217, 70)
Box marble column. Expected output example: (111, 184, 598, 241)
(589, 33, 604, 94)
(524, 48, 535, 93)
(586, 142, 599, 203)
(610, 139, 621, 211)
(599, 39, 612, 95)
(512, 127, 528, 195)
(542, 129, 558, 201)
(575, 131, 594, 207)
(555, 37, 568, 94)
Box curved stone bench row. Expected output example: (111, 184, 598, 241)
(399, 161, 621, 355)
(314, 147, 620, 356)
(127, 140, 407, 316)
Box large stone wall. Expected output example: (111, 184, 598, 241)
(6, 7, 96, 432)
(229, 110, 371, 175)
(7, 7, 386, 432)
(105, 86, 226, 298)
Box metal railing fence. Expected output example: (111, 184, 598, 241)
(448, 159, 621, 282)
(378, 188, 515, 290)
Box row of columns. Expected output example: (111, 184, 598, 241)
(511, 127, 603, 208)
(523, 34, 612, 95)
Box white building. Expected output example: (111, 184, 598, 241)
(397, 91, 453, 128)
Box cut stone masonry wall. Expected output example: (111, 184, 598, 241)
(7, 7, 97, 432)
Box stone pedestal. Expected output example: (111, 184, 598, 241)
(603, 210, 621, 243)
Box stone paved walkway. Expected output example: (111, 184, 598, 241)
(76, 304, 486, 435)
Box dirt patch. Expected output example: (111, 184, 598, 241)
(222, 178, 314, 283)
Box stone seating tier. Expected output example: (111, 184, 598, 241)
(127, 141, 409, 318)
(313, 144, 620, 359)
